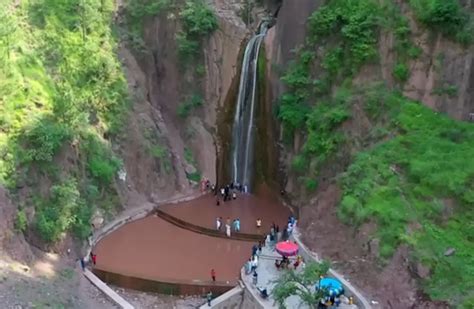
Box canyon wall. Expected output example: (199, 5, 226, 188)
(118, 1, 249, 207)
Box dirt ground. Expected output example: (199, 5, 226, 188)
(298, 184, 449, 309)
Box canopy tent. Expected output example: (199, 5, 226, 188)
(316, 277, 344, 296)
(275, 241, 299, 257)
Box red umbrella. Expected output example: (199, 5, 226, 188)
(275, 241, 299, 257)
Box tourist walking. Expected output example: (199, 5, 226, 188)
(252, 244, 258, 256)
(252, 271, 258, 285)
(226, 223, 231, 237)
(258, 241, 262, 254)
(245, 258, 252, 274)
(232, 219, 238, 232)
(211, 269, 216, 282)
(207, 291, 213, 306)
(235, 218, 240, 232)
(216, 217, 222, 230)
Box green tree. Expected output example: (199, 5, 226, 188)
(272, 261, 330, 309)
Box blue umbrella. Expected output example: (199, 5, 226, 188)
(316, 278, 344, 296)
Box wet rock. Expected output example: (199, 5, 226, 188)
(444, 248, 455, 256)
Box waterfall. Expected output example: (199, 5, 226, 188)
(231, 23, 268, 191)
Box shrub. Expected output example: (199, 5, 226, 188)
(83, 134, 121, 185)
(177, 94, 203, 118)
(407, 46, 422, 59)
(409, 0, 473, 44)
(35, 179, 81, 242)
(291, 155, 308, 173)
(22, 117, 71, 163)
(14, 209, 28, 233)
(179, 0, 218, 37)
(393, 63, 410, 82)
(176, 32, 200, 63)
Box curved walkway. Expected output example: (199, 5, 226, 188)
(155, 209, 263, 241)
(81, 191, 205, 309)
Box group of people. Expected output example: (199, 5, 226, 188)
(214, 182, 249, 204)
(79, 252, 97, 271)
(215, 217, 241, 237)
(275, 255, 304, 270)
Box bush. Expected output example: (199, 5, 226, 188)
(14, 209, 28, 233)
(393, 63, 410, 82)
(35, 179, 81, 242)
(22, 117, 71, 163)
(176, 32, 200, 63)
(410, 0, 473, 44)
(83, 134, 121, 185)
(176, 0, 218, 63)
(177, 94, 203, 118)
(179, 0, 218, 37)
(291, 155, 308, 173)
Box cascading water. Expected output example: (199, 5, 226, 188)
(231, 23, 268, 191)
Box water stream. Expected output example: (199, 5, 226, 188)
(231, 23, 268, 191)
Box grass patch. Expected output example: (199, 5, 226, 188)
(339, 96, 474, 306)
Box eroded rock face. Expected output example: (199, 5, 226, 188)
(118, 2, 248, 206)
(0, 187, 34, 263)
(401, 2, 474, 121)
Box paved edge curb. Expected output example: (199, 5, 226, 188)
(81, 191, 205, 309)
(83, 269, 134, 309)
(199, 285, 244, 309)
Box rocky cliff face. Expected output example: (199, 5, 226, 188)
(262, 0, 474, 308)
(117, 1, 249, 207)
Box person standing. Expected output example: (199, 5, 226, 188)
(226, 223, 231, 237)
(256, 218, 262, 229)
(79, 257, 85, 271)
(90, 252, 97, 265)
(216, 217, 221, 230)
(207, 291, 213, 306)
(211, 269, 216, 282)
(235, 218, 241, 232)
(252, 271, 258, 285)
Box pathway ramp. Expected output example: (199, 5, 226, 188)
(83, 269, 134, 309)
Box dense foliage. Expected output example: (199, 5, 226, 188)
(177, 0, 218, 63)
(410, 0, 474, 44)
(277, 0, 474, 306)
(272, 261, 330, 309)
(340, 96, 474, 304)
(0, 0, 128, 242)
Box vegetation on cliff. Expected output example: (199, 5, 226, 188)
(0, 0, 128, 243)
(277, 0, 474, 305)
